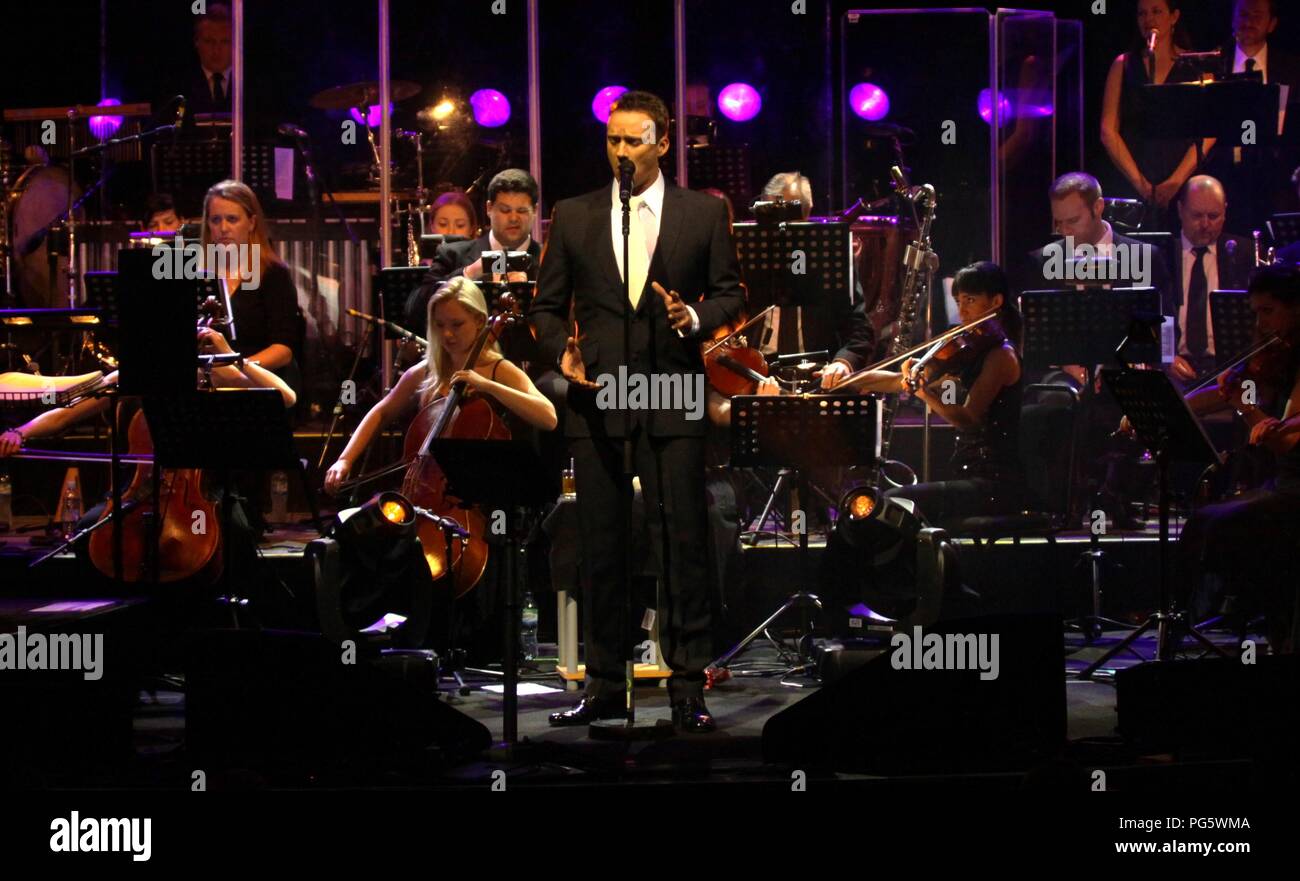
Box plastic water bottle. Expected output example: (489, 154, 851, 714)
(521, 591, 539, 661)
(0, 470, 12, 533)
(61, 479, 81, 540)
(270, 470, 289, 524)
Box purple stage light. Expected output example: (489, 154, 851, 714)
(592, 86, 628, 124)
(89, 99, 124, 140)
(470, 89, 511, 127)
(717, 83, 761, 122)
(849, 82, 890, 121)
(978, 89, 1013, 125)
(350, 104, 393, 128)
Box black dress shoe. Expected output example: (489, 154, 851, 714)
(547, 696, 624, 727)
(670, 697, 716, 733)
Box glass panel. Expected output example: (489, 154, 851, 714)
(539, 0, 675, 210)
(841, 9, 992, 274)
(995, 9, 1057, 263)
(685, 0, 833, 216)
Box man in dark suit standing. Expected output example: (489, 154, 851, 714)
(1170, 175, 1256, 381)
(405, 169, 543, 328)
(531, 91, 744, 732)
(1212, 0, 1300, 233)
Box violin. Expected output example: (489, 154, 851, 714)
(903, 313, 1008, 392)
(702, 306, 775, 397)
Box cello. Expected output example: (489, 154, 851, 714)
(399, 309, 513, 597)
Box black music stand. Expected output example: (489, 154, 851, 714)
(1210, 289, 1253, 365)
(1020, 288, 1163, 371)
(151, 141, 282, 214)
(733, 220, 853, 313)
(375, 266, 427, 338)
(1139, 80, 1279, 176)
(714, 394, 879, 682)
(1077, 368, 1229, 680)
(1267, 212, 1300, 249)
(687, 144, 752, 217)
(143, 388, 318, 605)
(431, 438, 557, 753)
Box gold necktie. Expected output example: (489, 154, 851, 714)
(626, 195, 649, 308)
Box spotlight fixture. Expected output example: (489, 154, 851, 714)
(849, 82, 890, 121)
(469, 89, 511, 127)
(717, 82, 762, 122)
(308, 491, 436, 649)
(591, 85, 628, 124)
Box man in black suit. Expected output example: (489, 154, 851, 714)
(750, 172, 876, 387)
(1212, 0, 1300, 232)
(531, 91, 744, 732)
(1170, 175, 1256, 381)
(188, 3, 232, 118)
(1022, 172, 1171, 385)
(405, 169, 543, 328)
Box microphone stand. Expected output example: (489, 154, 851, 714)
(620, 162, 636, 726)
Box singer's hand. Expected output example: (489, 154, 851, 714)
(652, 282, 692, 332)
(560, 336, 602, 390)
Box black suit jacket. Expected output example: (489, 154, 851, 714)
(186, 67, 231, 118)
(1168, 233, 1255, 351)
(1022, 232, 1172, 304)
(743, 282, 876, 371)
(404, 234, 543, 329)
(531, 182, 746, 439)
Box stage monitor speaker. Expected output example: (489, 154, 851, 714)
(1116, 654, 1299, 758)
(762, 613, 1064, 775)
(0, 597, 151, 782)
(185, 628, 491, 775)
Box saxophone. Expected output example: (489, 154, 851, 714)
(862, 173, 938, 492)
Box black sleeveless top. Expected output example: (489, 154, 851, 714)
(951, 343, 1022, 481)
(1117, 51, 1198, 195)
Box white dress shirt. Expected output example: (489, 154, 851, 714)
(609, 171, 698, 334)
(1178, 232, 1218, 357)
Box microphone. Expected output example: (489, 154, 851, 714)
(1146, 28, 1159, 54)
(278, 122, 309, 140)
(618, 157, 635, 203)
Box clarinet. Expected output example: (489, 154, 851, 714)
(862, 175, 938, 491)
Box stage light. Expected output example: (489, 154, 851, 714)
(350, 103, 393, 128)
(824, 493, 954, 627)
(592, 86, 628, 123)
(718, 83, 762, 122)
(978, 88, 1013, 126)
(470, 89, 511, 127)
(309, 490, 434, 649)
(849, 82, 890, 121)
(88, 99, 124, 140)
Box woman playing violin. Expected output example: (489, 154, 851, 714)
(853, 261, 1026, 523)
(1179, 264, 1300, 652)
(323, 277, 556, 495)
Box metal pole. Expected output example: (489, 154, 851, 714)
(378, 0, 393, 390)
(673, 0, 687, 186)
(988, 10, 999, 264)
(527, 0, 542, 238)
(232, 0, 244, 180)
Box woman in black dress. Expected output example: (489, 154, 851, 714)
(1101, 0, 1213, 226)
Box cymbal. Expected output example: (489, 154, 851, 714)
(309, 80, 420, 111)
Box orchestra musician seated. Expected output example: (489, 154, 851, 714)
(1174, 264, 1300, 652)
(853, 261, 1026, 524)
(324, 276, 556, 496)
